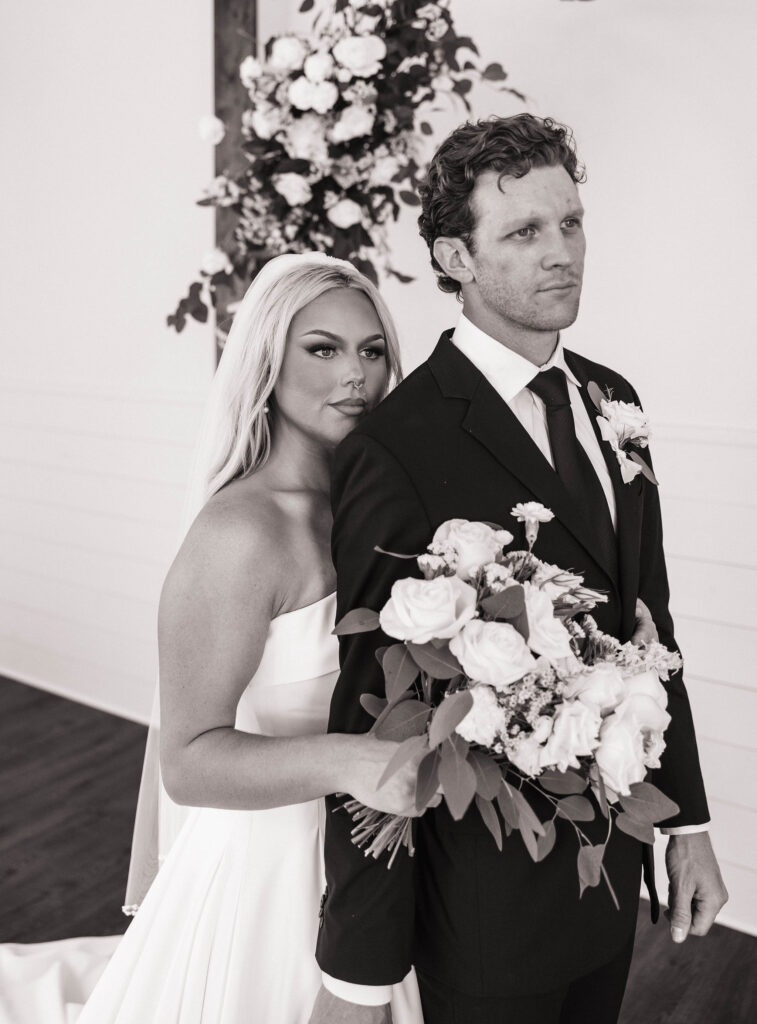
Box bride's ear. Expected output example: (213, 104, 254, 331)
(432, 237, 475, 287)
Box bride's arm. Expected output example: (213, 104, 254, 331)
(158, 498, 418, 813)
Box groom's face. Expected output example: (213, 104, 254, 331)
(466, 163, 585, 333)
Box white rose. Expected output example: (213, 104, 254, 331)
(599, 398, 650, 446)
(523, 583, 573, 661)
(595, 712, 646, 796)
(239, 55, 263, 88)
(270, 35, 308, 73)
(541, 701, 601, 773)
(431, 519, 514, 581)
(508, 716, 553, 776)
(369, 153, 401, 187)
(330, 103, 376, 143)
(449, 620, 537, 690)
(289, 76, 339, 114)
(563, 663, 625, 715)
(200, 248, 232, 276)
(304, 51, 335, 83)
(273, 172, 313, 207)
(333, 34, 387, 78)
(621, 668, 669, 710)
(197, 115, 225, 145)
(283, 113, 328, 163)
(455, 685, 506, 748)
(326, 197, 363, 229)
(379, 575, 477, 644)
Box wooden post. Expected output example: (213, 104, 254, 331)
(214, 0, 257, 354)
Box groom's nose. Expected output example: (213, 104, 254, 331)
(541, 228, 577, 269)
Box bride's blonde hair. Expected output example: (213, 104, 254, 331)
(187, 253, 402, 522)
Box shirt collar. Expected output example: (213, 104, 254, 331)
(451, 313, 580, 402)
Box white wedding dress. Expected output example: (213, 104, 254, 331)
(0, 593, 423, 1024)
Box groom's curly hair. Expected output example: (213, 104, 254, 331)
(418, 114, 586, 298)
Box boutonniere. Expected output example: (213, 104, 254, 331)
(587, 382, 659, 486)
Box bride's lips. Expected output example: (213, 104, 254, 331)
(330, 398, 367, 416)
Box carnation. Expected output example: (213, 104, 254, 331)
(333, 34, 387, 78)
(455, 685, 506, 747)
(511, 502, 554, 525)
(327, 198, 364, 229)
(273, 172, 313, 207)
(269, 35, 309, 73)
(369, 153, 402, 187)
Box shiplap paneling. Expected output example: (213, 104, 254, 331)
(0, 383, 207, 722)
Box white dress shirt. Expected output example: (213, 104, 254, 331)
(322, 316, 705, 1007)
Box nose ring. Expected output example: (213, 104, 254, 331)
(351, 380, 365, 391)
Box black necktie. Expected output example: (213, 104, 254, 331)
(527, 367, 617, 579)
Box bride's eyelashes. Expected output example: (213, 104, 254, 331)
(305, 344, 385, 361)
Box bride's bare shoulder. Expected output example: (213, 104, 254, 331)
(161, 477, 288, 615)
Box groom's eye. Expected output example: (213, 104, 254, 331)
(563, 218, 583, 230)
(510, 226, 536, 239)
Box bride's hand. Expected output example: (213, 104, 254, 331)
(341, 735, 429, 817)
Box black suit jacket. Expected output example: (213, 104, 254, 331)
(316, 333, 709, 997)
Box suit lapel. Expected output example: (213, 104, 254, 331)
(428, 335, 621, 590)
(566, 351, 643, 636)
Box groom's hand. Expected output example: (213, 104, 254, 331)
(631, 598, 658, 645)
(665, 832, 728, 943)
(309, 985, 392, 1024)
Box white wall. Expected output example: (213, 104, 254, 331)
(0, 1, 217, 722)
(267, 0, 757, 934)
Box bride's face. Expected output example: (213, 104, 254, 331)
(274, 287, 389, 448)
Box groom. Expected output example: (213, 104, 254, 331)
(312, 115, 727, 1023)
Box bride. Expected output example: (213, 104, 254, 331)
(0, 254, 424, 1024)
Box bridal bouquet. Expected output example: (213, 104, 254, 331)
(336, 504, 681, 904)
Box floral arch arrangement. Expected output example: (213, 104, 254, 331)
(169, 0, 520, 334)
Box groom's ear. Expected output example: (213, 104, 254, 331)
(432, 236, 475, 287)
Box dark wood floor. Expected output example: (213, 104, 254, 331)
(1, 677, 756, 1022)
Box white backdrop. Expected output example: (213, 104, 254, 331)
(1, 0, 755, 933)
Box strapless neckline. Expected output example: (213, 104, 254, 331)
(271, 592, 337, 627)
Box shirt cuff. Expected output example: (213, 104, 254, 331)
(321, 972, 393, 1006)
(659, 823, 710, 835)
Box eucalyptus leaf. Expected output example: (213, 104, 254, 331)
(555, 795, 595, 822)
(439, 740, 477, 821)
(475, 795, 502, 851)
(378, 735, 427, 789)
(333, 608, 380, 636)
(373, 699, 430, 742)
(480, 584, 525, 621)
(615, 812, 654, 845)
(469, 750, 503, 800)
(382, 644, 419, 704)
(416, 748, 441, 812)
(428, 690, 473, 748)
(510, 785, 546, 836)
(520, 824, 539, 862)
(539, 770, 588, 796)
(577, 843, 605, 896)
(628, 451, 660, 486)
(360, 693, 387, 720)
(407, 641, 463, 679)
(535, 820, 557, 862)
(620, 782, 679, 824)
(587, 381, 606, 411)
